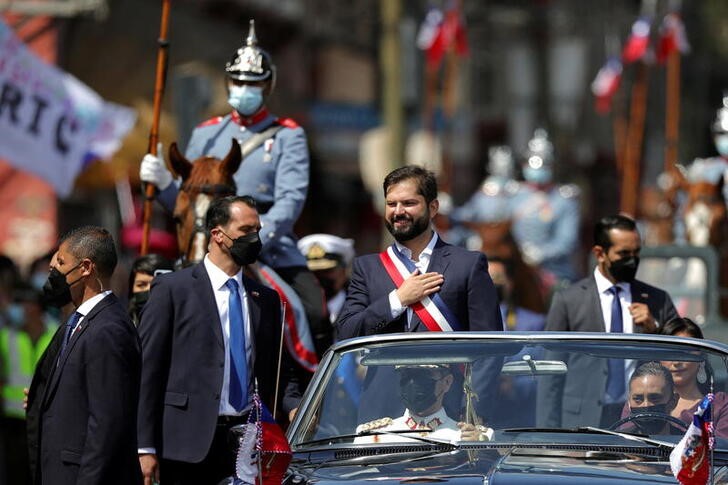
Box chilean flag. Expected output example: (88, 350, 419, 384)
(234, 395, 292, 485)
(417, 2, 468, 69)
(656, 12, 690, 63)
(670, 393, 714, 485)
(591, 57, 623, 114)
(622, 17, 651, 63)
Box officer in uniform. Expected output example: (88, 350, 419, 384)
(509, 129, 580, 285)
(452, 145, 519, 226)
(297, 234, 355, 326)
(140, 20, 330, 355)
(354, 365, 492, 443)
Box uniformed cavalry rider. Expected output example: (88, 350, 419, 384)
(509, 128, 580, 288)
(140, 20, 331, 355)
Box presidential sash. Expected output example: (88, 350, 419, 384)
(379, 245, 462, 332)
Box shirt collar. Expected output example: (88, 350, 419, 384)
(395, 231, 438, 261)
(75, 290, 112, 317)
(204, 254, 244, 292)
(231, 107, 274, 127)
(594, 266, 629, 294)
(405, 406, 449, 424)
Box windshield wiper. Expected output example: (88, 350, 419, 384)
(501, 426, 674, 451)
(297, 429, 458, 449)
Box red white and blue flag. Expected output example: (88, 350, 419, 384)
(622, 16, 652, 63)
(591, 57, 623, 114)
(254, 263, 318, 373)
(416, 2, 468, 69)
(670, 393, 714, 485)
(379, 245, 462, 332)
(234, 394, 292, 485)
(656, 12, 690, 63)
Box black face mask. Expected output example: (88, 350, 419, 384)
(222, 231, 262, 266)
(128, 291, 150, 323)
(399, 373, 440, 415)
(42, 263, 83, 308)
(629, 403, 668, 434)
(609, 256, 640, 283)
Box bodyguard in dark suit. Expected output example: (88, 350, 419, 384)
(538, 215, 678, 429)
(337, 166, 503, 340)
(137, 196, 299, 485)
(31, 226, 142, 485)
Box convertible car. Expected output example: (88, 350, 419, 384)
(243, 332, 728, 484)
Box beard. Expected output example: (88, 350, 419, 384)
(385, 210, 431, 242)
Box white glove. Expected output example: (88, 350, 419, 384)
(140, 143, 173, 191)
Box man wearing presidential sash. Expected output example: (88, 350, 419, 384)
(337, 165, 503, 339)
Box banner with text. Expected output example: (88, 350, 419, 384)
(0, 19, 136, 197)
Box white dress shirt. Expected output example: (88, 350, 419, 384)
(203, 255, 254, 415)
(594, 267, 634, 403)
(388, 231, 439, 328)
(73, 290, 112, 331)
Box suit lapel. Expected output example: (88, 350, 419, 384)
(426, 238, 451, 275)
(43, 294, 114, 407)
(583, 276, 607, 332)
(243, 277, 263, 338)
(193, 263, 224, 349)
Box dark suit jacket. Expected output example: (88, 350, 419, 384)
(136, 262, 299, 464)
(34, 293, 142, 485)
(26, 323, 64, 485)
(336, 238, 503, 339)
(538, 274, 678, 428)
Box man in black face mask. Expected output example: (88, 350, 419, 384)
(355, 365, 491, 443)
(137, 195, 300, 485)
(539, 215, 678, 430)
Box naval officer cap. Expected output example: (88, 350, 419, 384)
(297, 234, 355, 271)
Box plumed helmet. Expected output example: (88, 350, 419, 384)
(523, 128, 555, 169)
(225, 20, 276, 89)
(712, 93, 728, 134)
(487, 146, 515, 178)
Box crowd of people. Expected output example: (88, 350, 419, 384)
(1, 17, 727, 485)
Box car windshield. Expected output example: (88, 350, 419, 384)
(291, 335, 728, 448)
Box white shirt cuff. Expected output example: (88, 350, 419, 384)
(389, 290, 406, 319)
(138, 448, 156, 455)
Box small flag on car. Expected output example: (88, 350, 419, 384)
(670, 393, 714, 485)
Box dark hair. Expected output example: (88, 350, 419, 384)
(0, 254, 19, 292)
(127, 253, 174, 294)
(382, 165, 438, 204)
(12, 281, 42, 306)
(629, 361, 675, 395)
(593, 214, 638, 249)
(205, 195, 257, 236)
(660, 317, 704, 339)
(60, 226, 117, 279)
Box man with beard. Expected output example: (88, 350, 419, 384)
(538, 214, 678, 429)
(336, 165, 503, 339)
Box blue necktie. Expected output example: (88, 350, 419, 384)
(58, 312, 81, 362)
(606, 286, 625, 400)
(225, 279, 249, 411)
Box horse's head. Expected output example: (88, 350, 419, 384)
(683, 177, 727, 248)
(170, 139, 242, 262)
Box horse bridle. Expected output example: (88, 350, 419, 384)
(179, 181, 237, 261)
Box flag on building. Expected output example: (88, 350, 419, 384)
(0, 19, 136, 198)
(622, 17, 652, 63)
(234, 394, 292, 485)
(591, 57, 623, 114)
(656, 12, 690, 63)
(670, 393, 714, 485)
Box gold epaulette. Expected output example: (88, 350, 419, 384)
(356, 417, 393, 433)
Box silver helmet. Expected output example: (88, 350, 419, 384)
(487, 146, 515, 179)
(225, 20, 276, 89)
(712, 93, 728, 135)
(523, 128, 555, 168)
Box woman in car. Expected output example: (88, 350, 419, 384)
(659, 317, 728, 437)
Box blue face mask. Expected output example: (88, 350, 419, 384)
(228, 85, 264, 116)
(6, 303, 24, 328)
(523, 166, 553, 185)
(714, 134, 728, 157)
(30, 272, 47, 291)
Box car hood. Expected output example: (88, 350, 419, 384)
(288, 447, 680, 485)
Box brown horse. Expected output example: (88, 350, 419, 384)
(168, 140, 241, 262)
(462, 220, 547, 314)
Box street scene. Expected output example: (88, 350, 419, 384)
(1, 0, 728, 484)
